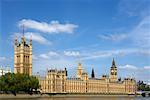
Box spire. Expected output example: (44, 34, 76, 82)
(21, 24, 26, 43)
(91, 68, 95, 78)
(22, 24, 25, 37)
(30, 35, 32, 45)
(78, 63, 82, 69)
(111, 58, 116, 68)
(65, 67, 67, 76)
(14, 35, 18, 45)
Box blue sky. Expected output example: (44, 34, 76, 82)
(0, 0, 150, 83)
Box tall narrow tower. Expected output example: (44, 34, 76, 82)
(77, 63, 83, 78)
(110, 58, 117, 82)
(91, 68, 95, 78)
(14, 31, 32, 76)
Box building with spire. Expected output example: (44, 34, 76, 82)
(14, 31, 32, 76)
(39, 58, 136, 94)
(110, 58, 117, 82)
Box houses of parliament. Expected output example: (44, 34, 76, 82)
(14, 35, 136, 94)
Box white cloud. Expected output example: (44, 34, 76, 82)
(39, 51, 80, 60)
(33, 49, 150, 81)
(101, 16, 150, 47)
(12, 19, 78, 46)
(32, 52, 78, 75)
(131, 16, 150, 47)
(48, 51, 59, 56)
(98, 34, 127, 42)
(40, 45, 134, 61)
(119, 64, 138, 70)
(25, 32, 52, 45)
(144, 66, 150, 70)
(32, 55, 38, 60)
(115, 0, 150, 47)
(13, 32, 52, 45)
(64, 51, 80, 57)
(39, 54, 49, 59)
(39, 51, 60, 59)
(116, 48, 150, 56)
(0, 57, 6, 61)
(33, 57, 76, 76)
(80, 48, 150, 60)
(18, 19, 78, 34)
(118, 64, 150, 83)
(81, 51, 112, 60)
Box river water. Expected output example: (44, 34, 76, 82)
(1, 96, 149, 100)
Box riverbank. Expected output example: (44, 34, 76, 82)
(0, 94, 141, 99)
(0, 94, 41, 99)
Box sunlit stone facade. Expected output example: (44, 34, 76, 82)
(39, 59, 136, 94)
(40, 69, 67, 93)
(14, 35, 32, 76)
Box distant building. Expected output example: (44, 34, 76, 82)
(39, 59, 136, 94)
(0, 66, 11, 76)
(14, 33, 32, 75)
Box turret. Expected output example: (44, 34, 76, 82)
(14, 36, 18, 46)
(21, 35, 26, 44)
(81, 72, 88, 81)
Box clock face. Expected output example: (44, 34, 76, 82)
(111, 69, 117, 75)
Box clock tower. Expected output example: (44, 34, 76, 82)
(110, 58, 117, 82)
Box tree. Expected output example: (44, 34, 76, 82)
(137, 80, 150, 91)
(0, 73, 39, 94)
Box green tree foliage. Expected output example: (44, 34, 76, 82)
(0, 73, 39, 94)
(137, 80, 150, 91)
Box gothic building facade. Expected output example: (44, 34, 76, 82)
(14, 35, 32, 75)
(39, 59, 136, 94)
